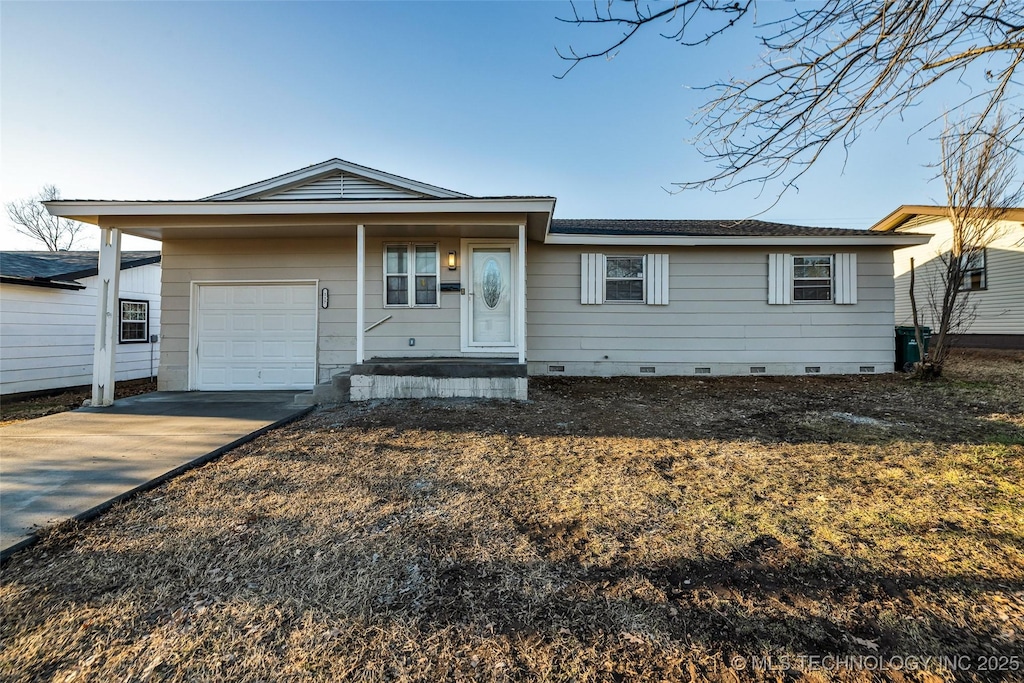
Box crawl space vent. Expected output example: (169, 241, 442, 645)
(640, 366, 656, 374)
(750, 366, 766, 374)
(859, 366, 875, 373)
(805, 366, 821, 374)
(547, 365, 565, 373)
(694, 367, 711, 374)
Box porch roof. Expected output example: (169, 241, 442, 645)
(43, 197, 557, 242)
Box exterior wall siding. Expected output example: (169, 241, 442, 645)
(891, 219, 1024, 336)
(526, 244, 896, 376)
(157, 235, 475, 391)
(157, 238, 901, 390)
(0, 263, 162, 395)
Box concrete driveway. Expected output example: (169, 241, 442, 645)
(0, 391, 310, 557)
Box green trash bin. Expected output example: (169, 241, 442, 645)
(895, 326, 931, 371)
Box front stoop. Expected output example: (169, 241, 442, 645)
(295, 372, 351, 406)
(348, 359, 527, 401)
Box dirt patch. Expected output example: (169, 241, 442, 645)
(0, 378, 157, 426)
(1, 350, 1021, 681)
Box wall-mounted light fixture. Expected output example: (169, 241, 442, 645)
(448, 251, 457, 270)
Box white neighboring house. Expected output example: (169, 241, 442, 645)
(0, 251, 161, 396)
(871, 206, 1024, 349)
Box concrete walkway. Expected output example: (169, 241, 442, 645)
(0, 392, 310, 557)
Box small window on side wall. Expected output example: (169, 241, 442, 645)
(119, 299, 149, 344)
(959, 249, 986, 291)
(792, 255, 833, 302)
(605, 256, 645, 302)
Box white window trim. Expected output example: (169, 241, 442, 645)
(118, 298, 150, 344)
(791, 254, 834, 304)
(582, 253, 670, 305)
(959, 248, 987, 291)
(383, 243, 441, 308)
(604, 254, 646, 304)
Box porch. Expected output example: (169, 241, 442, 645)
(302, 357, 528, 404)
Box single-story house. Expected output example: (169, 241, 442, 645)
(0, 251, 161, 396)
(870, 205, 1024, 349)
(43, 158, 927, 405)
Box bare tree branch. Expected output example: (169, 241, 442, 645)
(915, 109, 1022, 376)
(557, 0, 1024, 196)
(5, 185, 86, 251)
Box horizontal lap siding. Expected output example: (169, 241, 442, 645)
(362, 237, 462, 358)
(158, 236, 467, 390)
(525, 245, 896, 375)
(892, 220, 1024, 335)
(0, 264, 161, 395)
(160, 237, 355, 390)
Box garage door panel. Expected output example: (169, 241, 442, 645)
(292, 287, 316, 305)
(293, 313, 317, 332)
(202, 287, 229, 305)
(196, 284, 316, 390)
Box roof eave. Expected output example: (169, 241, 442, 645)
(44, 197, 556, 223)
(543, 233, 932, 246)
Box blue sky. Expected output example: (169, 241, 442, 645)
(2, 1, 963, 249)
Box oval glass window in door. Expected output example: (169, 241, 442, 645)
(481, 258, 503, 309)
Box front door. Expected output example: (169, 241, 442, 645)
(462, 242, 517, 351)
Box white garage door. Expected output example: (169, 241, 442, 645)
(195, 284, 316, 390)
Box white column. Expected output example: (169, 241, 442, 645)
(518, 223, 527, 365)
(355, 224, 365, 365)
(92, 228, 122, 406)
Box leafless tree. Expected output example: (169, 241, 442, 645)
(6, 185, 86, 251)
(910, 111, 1022, 377)
(557, 1, 1024, 196)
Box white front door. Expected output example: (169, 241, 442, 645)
(462, 242, 517, 351)
(194, 283, 317, 390)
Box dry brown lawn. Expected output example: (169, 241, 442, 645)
(1, 349, 1022, 681)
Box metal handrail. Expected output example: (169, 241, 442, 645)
(364, 315, 392, 333)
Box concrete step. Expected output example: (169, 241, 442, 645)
(308, 372, 351, 405)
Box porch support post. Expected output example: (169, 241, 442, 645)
(356, 223, 365, 365)
(517, 223, 527, 365)
(92, 227, 122, 406)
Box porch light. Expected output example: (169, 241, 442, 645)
(448, 251, 457, 270)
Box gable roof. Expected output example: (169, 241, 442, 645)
(0, 251, 161, 290)
(870, 205, 1024, 232)
(202, 158, 470, 201)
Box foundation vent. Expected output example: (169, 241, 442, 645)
(750, 366, 766, 374)
(805, 366, 821, 374)
(548, 365, 565, 373)
(640, 366, 656, 374)
(694, 367, 711, 374)
(859, 365, 875, 373)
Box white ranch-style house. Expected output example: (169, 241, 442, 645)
(44, 159, 928, 405)
(0, 251, 161, 396)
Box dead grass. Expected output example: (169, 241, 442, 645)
(1, 350, 1022, 681)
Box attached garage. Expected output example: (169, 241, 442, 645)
(193, 283, 317, 390)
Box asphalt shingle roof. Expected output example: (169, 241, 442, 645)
(0, 251, 160, 285)
(549, 219, 871, 237)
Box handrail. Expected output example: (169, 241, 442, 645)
(364, 315, 392, 333)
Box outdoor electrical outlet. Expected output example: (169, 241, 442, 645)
(409, 338, 415, 346)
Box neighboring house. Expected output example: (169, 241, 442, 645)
(44, 159, 926, 403)
(0, 251, 161, 396)
(871, 206, 1024, 349)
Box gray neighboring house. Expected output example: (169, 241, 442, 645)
(43, 159, 926, 403)
(0, 251, 161, 396)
